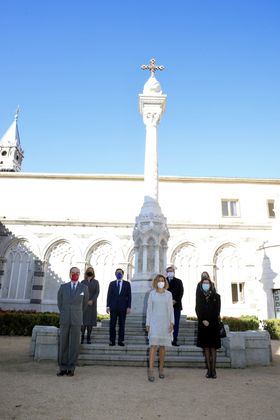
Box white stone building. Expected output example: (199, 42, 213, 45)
(1, 67, 280, 319)
(1, 167, 280, 318)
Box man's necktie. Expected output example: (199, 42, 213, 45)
(118, 280, 121, 294)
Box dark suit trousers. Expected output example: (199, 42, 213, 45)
(173, 308, 181, 342)
(58, 324, 81, 371)
(109, 309, 126, 344)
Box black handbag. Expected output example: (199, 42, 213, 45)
(219, 321, 227, 338)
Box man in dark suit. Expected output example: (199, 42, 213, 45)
(106, 268, 131, 346)
(166, 265, 184, 346)
(57, 266, 89, 376)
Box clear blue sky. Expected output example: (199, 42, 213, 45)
(0, 0, 279, 178)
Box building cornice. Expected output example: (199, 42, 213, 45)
(0, 172, 280, 185)
(0, 218, 272, 231)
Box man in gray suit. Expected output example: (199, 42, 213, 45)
(57, 266, 89, 376)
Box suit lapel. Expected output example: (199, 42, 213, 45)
(67, 282, 72, 297)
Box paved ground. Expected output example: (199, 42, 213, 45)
(0, 337, 280, 420)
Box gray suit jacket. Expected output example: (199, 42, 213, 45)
(57, 281, 89, 326)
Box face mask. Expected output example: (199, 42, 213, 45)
(157, 281, 165, 289)
(87, 272, 93, 277)
(116, 272, 123, 280)
(167, 272, 174, 279)
(202, 283, 210, 292)
(71, 273, 79, 282)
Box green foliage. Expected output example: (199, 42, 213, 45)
(222, 315, 259, 331)
(0, 310, 59, 336)
(97, 314, 110, 321)
(263, 319, 280, 340)
(0, 310, 109, 336)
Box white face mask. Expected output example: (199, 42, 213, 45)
(157, 281, 165, 289)
(166, 271, 174, 279)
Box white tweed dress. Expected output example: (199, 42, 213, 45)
(146, 289, 174, 346)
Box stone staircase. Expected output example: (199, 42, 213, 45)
(78, 315, 231, 368)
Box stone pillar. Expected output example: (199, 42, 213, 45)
(30, 259, 45, 305)
(131, 64, 170, 314)
(0, 257, 6, 294)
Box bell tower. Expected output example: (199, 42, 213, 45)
(0, 107, 24, 172)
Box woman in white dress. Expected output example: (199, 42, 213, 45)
(146, 274, 174, 382)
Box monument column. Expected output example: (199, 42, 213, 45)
(131, 58, 170, 315)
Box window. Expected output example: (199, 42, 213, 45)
(231, 282, 244, 304)
(267, 200, 275, 218)
(1, 151, 7, 156)
(221, 200, 239, 217)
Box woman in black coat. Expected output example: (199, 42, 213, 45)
(81, 266, 100, 344)
(195, 271, 221, 379)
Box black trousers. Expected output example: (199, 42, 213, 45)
(109, 309, 127, 344)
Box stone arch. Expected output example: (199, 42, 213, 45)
(170, 242, 199, 315)
(85, 240, 116, 314)
(0, 239, 35, 301)
(213, 243, 247, 311)
(42, 240, 76, 303)
(126, 246, 135, 281)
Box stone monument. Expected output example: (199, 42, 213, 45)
(131, 58, 170, 315)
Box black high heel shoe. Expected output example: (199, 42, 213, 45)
(205, 369, 212, 378)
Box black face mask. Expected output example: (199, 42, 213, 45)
(87, 272, 94, 277)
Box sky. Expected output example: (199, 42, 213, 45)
(0, 0, 279, 178)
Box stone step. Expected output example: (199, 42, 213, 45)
(99, 323, 197, 329)
(78, 353, 231, 368)
(91, 327, 197, 337)
(89, 338, 196, 345)
(101, 319, 197, 326)
(80, 344, 227, 356)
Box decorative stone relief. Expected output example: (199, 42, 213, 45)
(0, 241, 35, 300)
(43, 241, 75, 302)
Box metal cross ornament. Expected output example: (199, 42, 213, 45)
(141, 58, 165, 75)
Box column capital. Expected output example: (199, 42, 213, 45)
(138, 94, 166, 117)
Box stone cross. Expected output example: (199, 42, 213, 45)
(141, 58, 165, 75)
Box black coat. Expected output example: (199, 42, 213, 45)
(81, 279, 100, 326)
(167, 277, 184, 311)
(195, 286, 221, 349)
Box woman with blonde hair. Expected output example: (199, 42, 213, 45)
(146, 274, 174, 382)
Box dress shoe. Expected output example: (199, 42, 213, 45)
(87, 339, 91, 344)
(67, 370, 74, 377)
(159, 370, 165, 379)
(172, 341, 179, 347)
(118, 342, 125, 347)
(56, 370, 67, 376)
(148, 369, 155, 382)
(109, 342, 115, 346)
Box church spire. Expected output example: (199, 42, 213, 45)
(0, 107, 24, 172)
